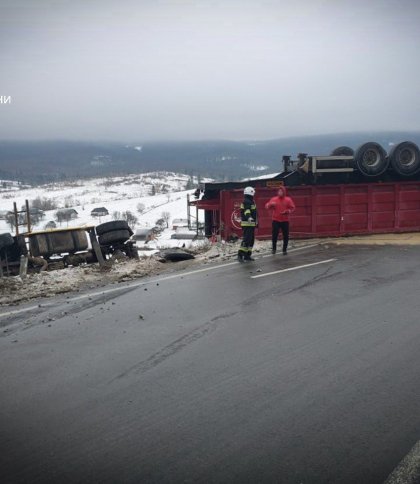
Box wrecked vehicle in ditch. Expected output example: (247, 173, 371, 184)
(0, 219, 138, 277)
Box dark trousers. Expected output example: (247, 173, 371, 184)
(272, 221, 289, 252)
(239, 226, 255, 258)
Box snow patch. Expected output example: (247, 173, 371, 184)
(0, 172, 212, 252)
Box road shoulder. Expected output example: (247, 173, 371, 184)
(384, 440, 420, 484)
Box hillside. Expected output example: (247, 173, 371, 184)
(1, 132, 420, 184)
(0, 172, 210, 252)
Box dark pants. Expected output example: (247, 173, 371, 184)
(272, 221, 289, 252)
(238, 226, 255, 258)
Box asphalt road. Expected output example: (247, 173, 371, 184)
(1, 243, 420, 484)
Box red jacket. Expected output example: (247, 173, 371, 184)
(265, 187, 296, 222)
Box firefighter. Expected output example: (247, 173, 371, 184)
(238, 186, 258, 262)
(265, 186, 295, 254)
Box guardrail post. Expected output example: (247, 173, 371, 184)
(88, 228, 107, 268)
(19, 255, 28, 278)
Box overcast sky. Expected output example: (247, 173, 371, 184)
(1, 0, 420, 141)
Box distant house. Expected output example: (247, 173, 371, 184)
(0, 210, 11, 220)
(56, 208, 78, 222)
(29, 207, 44, 216)
(172, 218, 189, 230)
(91, 207, 109, 217)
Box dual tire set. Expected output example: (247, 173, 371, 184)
(95, 220, 133, 246)
(330, 141, 420, 177)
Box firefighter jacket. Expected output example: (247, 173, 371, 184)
(240, 195, 258, 227)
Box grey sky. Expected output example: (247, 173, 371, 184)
(1, 0, 420, 141)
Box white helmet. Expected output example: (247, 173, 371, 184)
(244, 186, 255, 196)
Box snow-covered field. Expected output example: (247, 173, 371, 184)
(0, 172, 210, 252)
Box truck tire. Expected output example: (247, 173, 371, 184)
(0, 233, 14, 251)
(354, 142, 389, 176)
(389, 141, 420, 176)
(96, 220, 132, 236)
(159, 249, 195, 262)
(98, 229, 131, 246)
(330, 146, 354, 156)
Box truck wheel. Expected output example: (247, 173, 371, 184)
(330, 146, 354, 156)
(98, 229, 131, 246)
(354, 142, 389, 176)
(0, 233, 14, 251)
(389, 141, 420, 176)
(96, 220, 132, 236)
(159, 249, 195, 262)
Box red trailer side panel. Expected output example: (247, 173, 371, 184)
(206, 181, 420, 240)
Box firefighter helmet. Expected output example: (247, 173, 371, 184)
(244, 186, 255, 196)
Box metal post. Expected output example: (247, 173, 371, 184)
(25, 199, 31, 233)
(13, 202, 19, 236)
(187, 194, 191, 230)
(196, 203, 199, 238)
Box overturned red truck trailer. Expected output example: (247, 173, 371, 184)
(191, 141, 420, 240)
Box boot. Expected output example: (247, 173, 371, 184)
(237, 251, 245, 262)
(244, 252, 255, 262)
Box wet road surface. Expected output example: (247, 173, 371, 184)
(1, 243, 420, 483)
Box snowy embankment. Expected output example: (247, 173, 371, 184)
(0, 172, 209, 252)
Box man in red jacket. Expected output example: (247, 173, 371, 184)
(265, 186, 295, 254)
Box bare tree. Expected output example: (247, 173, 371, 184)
(55, 210, 74, 226)
(113, 210, 138, 228)
(185, 176, 195, 190)
(5, 213, 16, 231)
(55, 211, 64, 226)
(123, 210, 138, 227)
(161, 211, 171, 228)
(31, 196, 57, 211)
(64, 195, 74, 208)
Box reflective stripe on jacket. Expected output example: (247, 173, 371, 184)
(240, 195, 257, 227)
